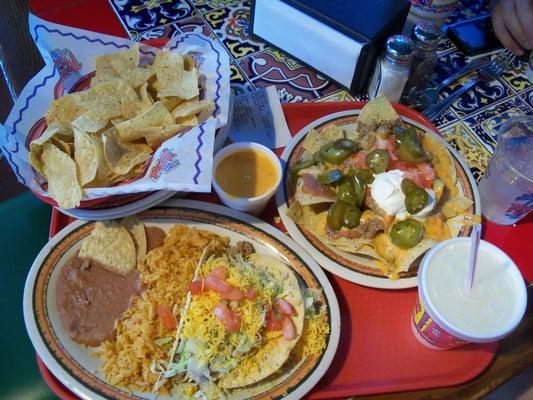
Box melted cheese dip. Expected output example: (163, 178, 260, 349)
(215, 149, 279, 198)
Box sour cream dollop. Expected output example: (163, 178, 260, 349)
(370, 170, 436, 219)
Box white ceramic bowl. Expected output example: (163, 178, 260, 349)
(212, 142, 282, 215)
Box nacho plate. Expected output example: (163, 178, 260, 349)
(276, 106, 480, 290)
(23, 199, 340, 400)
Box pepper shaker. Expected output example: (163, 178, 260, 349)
(368, 35, 414, 103)
(401, 21, 440, 105)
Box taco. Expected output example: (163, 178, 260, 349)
(287, 95, 476, 279)
(158, 247, 306, 398)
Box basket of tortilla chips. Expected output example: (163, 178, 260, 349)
(1, 15, 230, 210)
(277, 96, 480, 288)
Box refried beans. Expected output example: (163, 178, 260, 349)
(56, 227, 167, 347)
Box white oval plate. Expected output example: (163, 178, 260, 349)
(24, 199, 340, 400)
(276, 109, 480, 290)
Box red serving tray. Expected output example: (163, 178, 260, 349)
(38, 102, 533, 399)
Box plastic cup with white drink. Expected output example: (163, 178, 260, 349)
(478, 117, 533, 225)
(412, 236, 527, 350)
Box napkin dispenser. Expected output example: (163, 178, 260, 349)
(251, 0, 410, 95)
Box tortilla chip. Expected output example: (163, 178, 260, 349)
(91, 77, 139, 101)
(79, 220, 137, 275)
(171, 99, 214, 120)
(41, 144, 82, 209)
(45, 95, 86, 128)
(139, 82, 154, 107)
(83, 135, 113, 187)
(326, 236, 376, 254)
(294, 173, 335, 206)
(115, 101, 175, 141)
(441, 194, 473, 219)
(73, 128, 98, 186)
(159, 96, 184, 111)
(373, 232, 437, 275)
(102, 127, 152, 175)
(356, 94, 401, 128)
(131, 124, 184, 149)
(120, 216, 147, 263)
(422, 132, 458, 197)
(300, 204, 329, 234)
(287, 200, 303, 223)
(302, 125, 344, 156)
(121, 98, 151, 120)
(218, 254, 304, 389)
(113, 64, 155, 89)
(50, 136, 73, 157)
(153, 50, 200, 99)
(72, 110, 109, 133)
(184, 54, 196, 70)
(90, 68, 118, 86)
(95, 44, 140, 71)
(29, 124, 71, 176)
(75, 92, 122, 120)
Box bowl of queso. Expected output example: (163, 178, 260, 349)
(213, 142, 282, 215)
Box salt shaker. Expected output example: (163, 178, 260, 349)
(401, 21, 440, 105)
(368, 35, 414, 103)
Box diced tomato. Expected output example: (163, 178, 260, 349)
(391, 160, 410, 171)
(274, 298, 297, 316)
(245, 288, 256, 300)
(214, 303, 241, 332)
(387, 149, 399, 163)
(404, 169, 424, 188)
(265, 307, 283, 331)
(282, 316, 297, 340)
(189, 280, 204, 295)
(417, 162, 437, 188)
(374, 139, 390, 151)
(352, 150, 368, 169)
(374, 136, 397, 152)
(219, 286, 244, 301)
(204, 275, 233, 293)
(157, 304, 177, 330)
(210, 266, 228, 279)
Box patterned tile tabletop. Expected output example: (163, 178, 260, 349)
(108, 0, 532, 180)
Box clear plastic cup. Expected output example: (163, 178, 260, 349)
(478, 117, 533, 225)
(412, 238, 527, 350)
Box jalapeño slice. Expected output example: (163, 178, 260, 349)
(390, 219, 424, 249)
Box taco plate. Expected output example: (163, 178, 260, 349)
(23, 199, 340, 400)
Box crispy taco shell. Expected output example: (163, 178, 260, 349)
(217, 253, 305, 389)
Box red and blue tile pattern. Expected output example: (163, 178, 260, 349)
(107, 0, 533, 177)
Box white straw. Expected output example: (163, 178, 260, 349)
(467, 224, 482, 290)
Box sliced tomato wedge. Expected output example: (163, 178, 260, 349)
(352, 150, 368, 169)
(265, 307, 283, 331)
(204, 275, 233, 293)
(210, 266, 228, 279)
(404, 169, 424, 188)
(245, 288, 256, 300)
(274, 298, 297, 316)
(391, 160, 410, 171)
(282, 316, 297, 340)
(189, 280, 204, 295)
(157, 304, 177, 330)
(416, 162, 437, 188)
(219, 286, 244, 301)
(214, 302, 241, 332)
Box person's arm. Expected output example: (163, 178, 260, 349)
(491, 0, 533, 55)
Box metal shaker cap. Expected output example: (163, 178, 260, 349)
(384, 35, 414, 66)
(412, 21, 440, 51)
